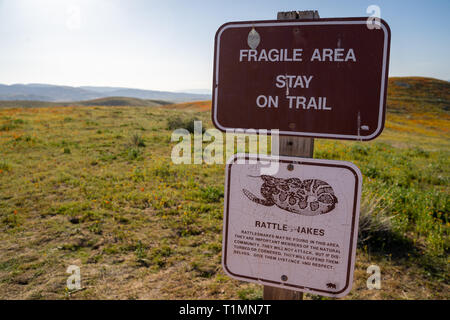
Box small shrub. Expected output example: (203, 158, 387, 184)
(48, 202, 91, 218)
(0, 118, 26, 131)
(363, 165, 379, 178)
(0, 161, 11, 171)
(85, 120, 98, 126)
(167, 116, 205, 134)
(207, 242, 222, 254)
(99, 152, 117, 162)
(2, 214, 20, 229)
(358, 189, 396, 245)
(152, 163, 175, 178)
(166, 116, 185, 131)
(11, 119, 25, 125)
(0, 124, 11, 131)
(407, 147, 430, 158)
(190, 260, 217, 278)
(127, 148, 141, 160)
(149, 245, 172, 268)
(134, 240, 147, 261)
(351, 144, 369, 156)
(198, 186, 223, 203)
(88, 222, 102, 235)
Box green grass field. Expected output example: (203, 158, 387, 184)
(0, 77, 448, 299)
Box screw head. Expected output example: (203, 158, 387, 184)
(281, 275, 288, 281)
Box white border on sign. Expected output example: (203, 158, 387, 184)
(213, 20, 390, 141)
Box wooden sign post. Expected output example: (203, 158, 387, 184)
(264, 10, 319, 300)
(214, 9, 390, 301)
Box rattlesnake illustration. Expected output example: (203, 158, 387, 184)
(243, 175, 338, 216)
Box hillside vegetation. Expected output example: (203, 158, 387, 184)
(0, 97, 170, 109)
(387, 77, 450, 114)
(0, 77, 448, 300)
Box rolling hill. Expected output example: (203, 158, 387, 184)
(0, 83, 210, 103)
(0, 97, 170, 109)
(387, 77, 450, 114)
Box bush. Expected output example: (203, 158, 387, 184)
(198, 186, 224, 203)
(0, 119, 25, 131)
(407, 147, 430, 158)
(127, 147, 141, 160)
(351, 144, 369, 156)
(130, 133, 145, 147)
(166, 116, 205, 134)
(363, 165, 379, 178)
(358, 188, 396, 245)
(0, 161, 11, 171)
(150, 245, 172, 268)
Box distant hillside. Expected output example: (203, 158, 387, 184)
(81, 86, 210, 102)
(164, 101, 211, 112)
(387, 77, 449, 114)
(0, 83, 210, 103)
(0, 84, 99, 102)
(0, 97, 170, 109)
(75, 97, 170, 107)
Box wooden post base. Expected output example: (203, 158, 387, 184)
(263, 286, 304, 300)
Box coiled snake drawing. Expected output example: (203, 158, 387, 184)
(243, 175, 338, 216)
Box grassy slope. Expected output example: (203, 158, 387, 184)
(0, 77, 448, 300)
(384, 77, 450, 151)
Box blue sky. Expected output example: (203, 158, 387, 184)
(0, 0, 448, 91)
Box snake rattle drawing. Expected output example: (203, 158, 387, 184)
(242, 175, 338, 216)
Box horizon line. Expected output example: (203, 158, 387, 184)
(0, 75, 448, 93)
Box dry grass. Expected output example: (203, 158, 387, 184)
(163, 101, 211, 112)
(358, 188, 397, 244)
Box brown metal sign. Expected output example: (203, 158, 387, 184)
(222, 154, 362, 297)
(212, 18, 391, 140)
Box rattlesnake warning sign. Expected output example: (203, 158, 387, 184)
(222, 154, 362, 297)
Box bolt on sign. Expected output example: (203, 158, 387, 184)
(212, 18, 391, 140)
(222, 154, 362, 297)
